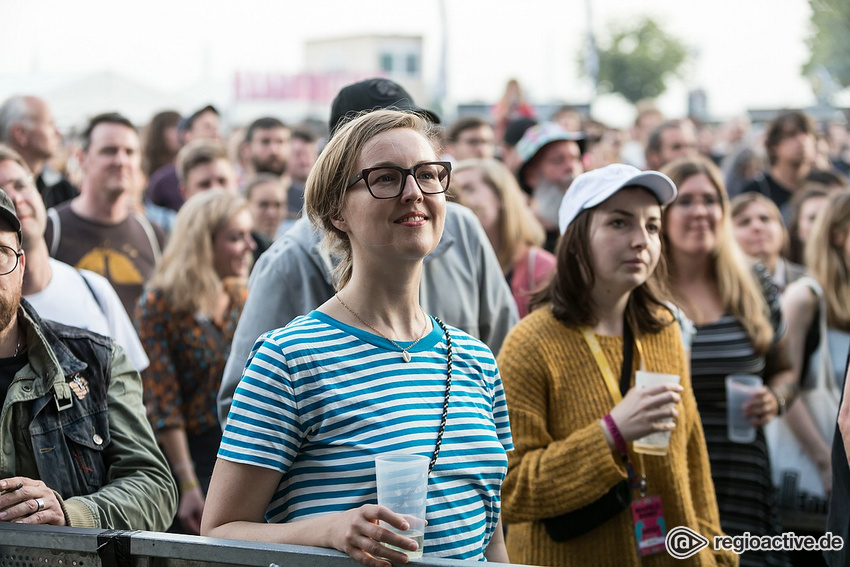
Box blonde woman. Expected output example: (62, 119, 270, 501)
(202, 110, 511, 565)
(453, 158, 556, 317)
(662, 156, 795, 567)
(782, 190, 850, 497)
(135, 190, 255, 534)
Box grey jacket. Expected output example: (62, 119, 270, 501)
(217, 202, 518, 424)
(0, 300, 176, 530)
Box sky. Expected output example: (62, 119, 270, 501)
(0, 0, 839, 129)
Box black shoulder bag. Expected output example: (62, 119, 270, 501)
(542, 324, 634, 542)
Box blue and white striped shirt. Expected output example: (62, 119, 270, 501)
(220, 311, 513, 560)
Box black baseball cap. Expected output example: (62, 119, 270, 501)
(0, 190, 22, 244)
(503, 117, 538, 147)
(329, 78, 440, 136)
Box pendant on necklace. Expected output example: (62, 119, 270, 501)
(402, 350, 412, 363)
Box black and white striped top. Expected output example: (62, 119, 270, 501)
(690, 266, 791, 567)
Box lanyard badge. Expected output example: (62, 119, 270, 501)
(580, 324, 667, 556)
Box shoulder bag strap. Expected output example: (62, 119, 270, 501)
(526, 247, 538, 291)
(78, 270, 107, 316)
(133, 213, 162, 264)
(47, 208, 61, 257)
(800, 277, 837, 396)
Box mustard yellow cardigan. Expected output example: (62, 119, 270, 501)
(498, 308, 737, 567)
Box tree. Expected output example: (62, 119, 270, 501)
(803, 0, 850, 91)
(581, 16, 691, 104)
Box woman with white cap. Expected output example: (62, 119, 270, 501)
(498, 164, 733, 566)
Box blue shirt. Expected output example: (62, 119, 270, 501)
(221, 311, 512, 560)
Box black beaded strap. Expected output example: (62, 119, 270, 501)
(429, 317, 452, 475)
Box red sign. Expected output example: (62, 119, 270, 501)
(234, 71, 384, 103)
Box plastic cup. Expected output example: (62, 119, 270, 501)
(375, 454, 429, 559)
(632, 371, 681, 456)
(726, 374, 763, 443)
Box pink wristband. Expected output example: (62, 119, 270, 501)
(603, 413, 628, 458)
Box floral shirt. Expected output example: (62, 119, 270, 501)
(136, 281, 246, 436)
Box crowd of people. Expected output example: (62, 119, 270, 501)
(0, 76, 849, 567)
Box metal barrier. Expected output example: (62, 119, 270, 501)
(0, 523, 517, 567)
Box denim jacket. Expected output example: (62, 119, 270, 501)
(0, 300, 176, 530)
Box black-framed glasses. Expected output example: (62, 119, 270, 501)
(347, 161, 451, 199)
(0, 246, 22, 276)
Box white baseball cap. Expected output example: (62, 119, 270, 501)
(558, 163, 677, 234)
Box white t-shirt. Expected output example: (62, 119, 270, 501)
(25, 258, 150, 372)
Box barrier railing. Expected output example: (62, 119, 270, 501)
(0, 523, 518, 567)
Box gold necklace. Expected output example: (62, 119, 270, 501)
(334, 294, 429, 363)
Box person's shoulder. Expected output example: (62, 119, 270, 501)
(48, 199, 75, 218)
(259, 313, 326, 344)
(43, 317, 112, 348)
(75, 264, 112, 288)
(148, 163, 176, 184)
(501, 307, 565, 349)
(784, 277, 820, 308)
(532, 246, 557, 272)
(47, 257, 82, 279)
(740, 173, 767, 194)
(443, 201, 481, 231)
(138, 287, 168, 310)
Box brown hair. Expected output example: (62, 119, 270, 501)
(788, 185, 831, 264)
(529, 204, 672, 336)
(730, 191, 790, 258)
(141, 110, 180, 176)
(304, 109, 440, 289)
(175, 139, 229, 184)
(764, 110, 815, 166)
(805, 189, 850, 331)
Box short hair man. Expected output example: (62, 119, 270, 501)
(286, 126, 318, 219)
(245, 117, 291, 177)
(44, 113, 166, 317)
(644, 118, 698, 170)
(742, 110, 817, 219)
(0, 144, 149, 373)
(0, 187, 175, 530)
(445, 116, 496, 161)
(0, 96, 78, 209)
(176, 139, 237, 201)
(146, 104, 221, 212)
(217, 77, 519, 424)
(516, 122, 586, 251)
(175, 140, 271, 261)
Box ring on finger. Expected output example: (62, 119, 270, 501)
(34, 497, 45, 512)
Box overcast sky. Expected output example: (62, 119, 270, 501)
(0, 0, 836, 127)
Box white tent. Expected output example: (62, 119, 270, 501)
(45, 70, 186, 129)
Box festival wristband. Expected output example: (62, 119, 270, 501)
(603, 413, 629, 458)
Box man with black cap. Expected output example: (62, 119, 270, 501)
(217, 77, 519, 424)
(515, 122, 586, 252)
(0, 188, 176, 530)
(146, 104, 221, 212)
